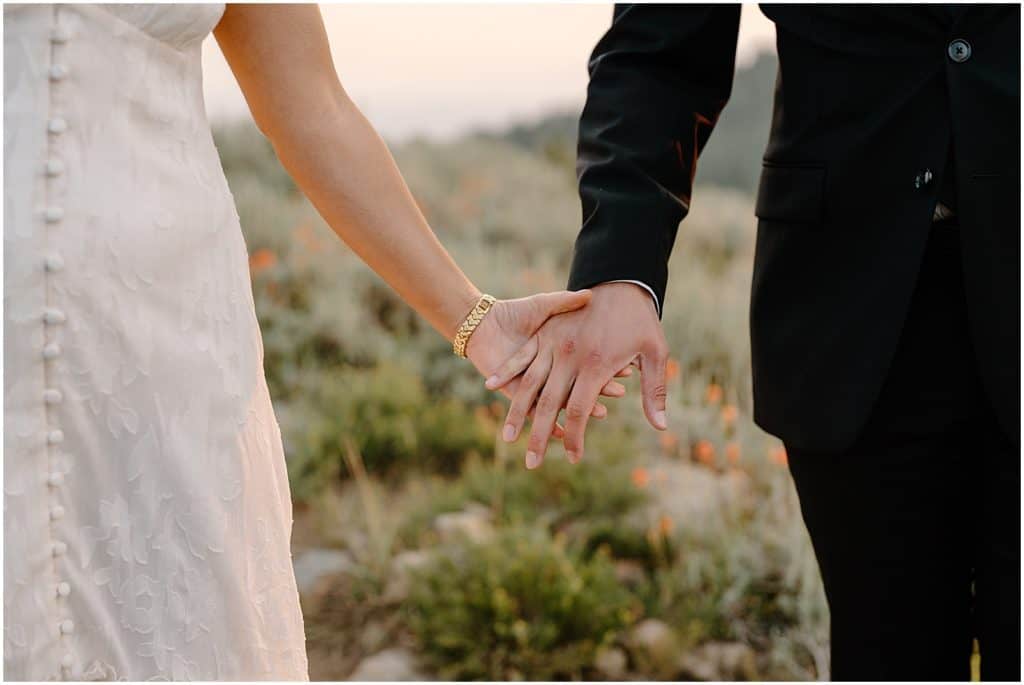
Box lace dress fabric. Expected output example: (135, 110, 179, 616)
(4, 4, 308, 679)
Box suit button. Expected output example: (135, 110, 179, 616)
(948, 39, 971, 63)
(914, 169, 934, 189)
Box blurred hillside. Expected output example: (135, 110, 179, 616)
(477, 53, 777, 195)
(212, 51, 827, 682)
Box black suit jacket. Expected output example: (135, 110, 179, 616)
(569, 4, 1020, 452)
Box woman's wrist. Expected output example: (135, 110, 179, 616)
(443, 286, 484, 342)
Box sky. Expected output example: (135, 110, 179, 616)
(201, 4, 776, 142)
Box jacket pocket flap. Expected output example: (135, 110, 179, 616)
(755, 164, 826, 223)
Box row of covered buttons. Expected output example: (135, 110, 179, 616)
(46, 17, 76, 675)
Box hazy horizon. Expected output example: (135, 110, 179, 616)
(202, 4, 776, 142)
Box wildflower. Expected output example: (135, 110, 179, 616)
(666, 357, 680, 381)
(720, 404, 738, 427)
(248, 248, 277, 273)
(658, 514, 674, 536)
(658, 431, 679, 453)
(631, 467, 650, 489)
(705, 382, 723, 405)
(725, 441, 741, 465)
(769, 446, 788, 467)
(694, 439, 715, 466)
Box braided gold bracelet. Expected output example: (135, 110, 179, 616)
(452, 294, 496, 358)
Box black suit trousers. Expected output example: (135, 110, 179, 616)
(786, 220, 1020, 681)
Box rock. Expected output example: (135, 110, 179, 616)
(628, 619, 678, 679)
(678, 641, 758, 681)
(593, 646, 628, 680)
(706, 641, 758, 681)
(292, 548, 353, 596)
(383, 549, 433, 602)
(348, 647, 425, 681)
(433, 502, 494, 544)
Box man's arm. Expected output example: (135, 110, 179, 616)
(489, 6, 742, 469)
(570, 4, 741, 312)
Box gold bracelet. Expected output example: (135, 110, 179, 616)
(452, 294, 496, 358)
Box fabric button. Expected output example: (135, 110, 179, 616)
(61, 653, 74, 669)
(47, 118, 67, 134)
(43, 308, 67, 325)
(44, 388, 63, 404)
(50, 505, 65, 520)
(48, 429, 65, 444)
(44, 207, 64, 223)
(45, 254, 65, 272)
(45, 159, 65, 177)
(59, 619, 74, 635)
(49, 471, 65, 487)
(51, 26, 71, 43)
(51, 540, 68, 556)
(49, 64, 69, 81)
(42, 343, 62, 360)
(57, 581, 72, 597)
(947, 39, 971, 63)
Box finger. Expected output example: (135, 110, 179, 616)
(591, 402, 608, 419)
(600, 380, 626, 397)
(525, 367, 573, 469)
(532, 289, 592, 318)
(485, 336, 539, 390)
(639, 345, 669, 431)
(503, 352, 552, 443)
(561, 373, 607, 464)
(615, 366, 633, 378)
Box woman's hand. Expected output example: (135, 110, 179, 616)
(465, 290, 627, 438)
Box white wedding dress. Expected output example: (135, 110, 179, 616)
(4, 4, 308, 680)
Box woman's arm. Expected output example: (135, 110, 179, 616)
(215, 4, 482, 339)
(213, 5, 623, 437)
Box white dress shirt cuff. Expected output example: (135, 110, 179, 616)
(601, 280, 661, 317)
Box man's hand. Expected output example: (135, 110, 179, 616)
(465, 291, 628, 438)
(486, 282, 669, 469)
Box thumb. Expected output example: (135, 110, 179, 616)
(639, 346, 669, 431)
(532, 289, 591, 319)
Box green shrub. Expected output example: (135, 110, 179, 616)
(395, 450, 648, 549)
(284, 363, 498, 499)
(407, 527, 639, 680)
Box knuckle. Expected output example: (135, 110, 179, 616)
(535, 394, 557, 414)
(506, 406, 525, 425)
(565, 402, 588, 420)
(582, 348, 604, 368)
(558, 336, 577, 357)
(650, 384, 668, 401)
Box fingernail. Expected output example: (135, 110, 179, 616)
(566, 450, 580, 464)
(655, 410, 667, 430)
(502, 424, 516, 442)
(525, 451, 540, 469)
(485, 375, 499, 389)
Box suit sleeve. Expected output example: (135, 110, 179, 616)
(568, 4, 741, 314)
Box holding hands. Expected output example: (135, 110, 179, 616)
(483, 282, 670, 469)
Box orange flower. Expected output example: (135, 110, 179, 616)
(249, 248, 277, 273)
(631, 467, 650, 489)
(658, 514, 674, 536)
(769, 446, 788, 467)
(705, 383, 723, 405)
(720, 404, 738, 427)
(666, 357, 680, 382)
(658, 431, 679, 453)
(694, 440, 715, 466)
(725, 441, 741, 465)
